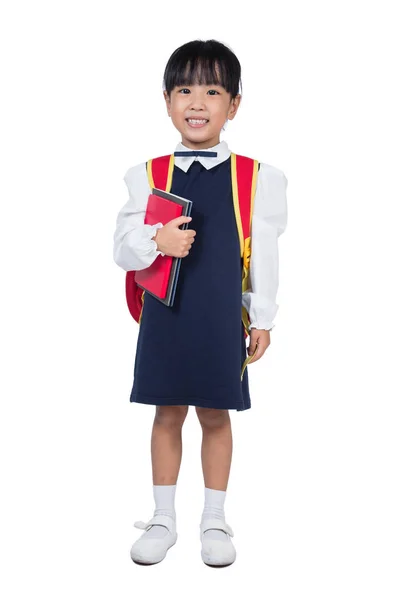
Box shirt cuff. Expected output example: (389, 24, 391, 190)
(242, 291, 278, 332)
(149, 222, 165, 257)
(249, 322, 275, 332)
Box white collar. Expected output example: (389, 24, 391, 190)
(173, 140, 231, 172)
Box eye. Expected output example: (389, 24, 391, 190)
(177, 88, 220, 95)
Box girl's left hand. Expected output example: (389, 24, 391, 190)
(247, 328, 271, 363)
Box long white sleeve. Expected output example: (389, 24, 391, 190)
(113, 161, 165, 272)
(241, 162, 288, 330)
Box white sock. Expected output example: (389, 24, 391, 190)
(140, 484, 176, 540)
(201, 487, 229, 542)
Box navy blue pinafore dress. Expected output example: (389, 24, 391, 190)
(130, 156, 251, 411)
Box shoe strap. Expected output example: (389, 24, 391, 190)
(200, 518, 234, 537)
(134, 514, 175, 533)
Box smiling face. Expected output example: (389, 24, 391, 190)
(163, 70, 241, 149)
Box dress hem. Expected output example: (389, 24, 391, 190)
(130, 393, 250, 412)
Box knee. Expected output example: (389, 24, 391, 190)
(155, 405, 189, 430)
(195, 407, 230, 429)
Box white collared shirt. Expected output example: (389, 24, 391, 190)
(113, 140, 288, 330)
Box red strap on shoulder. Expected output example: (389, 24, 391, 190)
(149, 155, 173, 191)
(234, 154, 256, 241)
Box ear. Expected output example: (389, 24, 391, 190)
(163, 90, 171, 116)
(228, 94, 241, 121)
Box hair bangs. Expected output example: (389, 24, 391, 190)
(163, 39, 242, 99)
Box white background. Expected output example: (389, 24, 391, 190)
(1, 0, 399, 598)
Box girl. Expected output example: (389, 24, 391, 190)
(113, 39, 288, 567)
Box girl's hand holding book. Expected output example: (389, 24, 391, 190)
(152, 216, 196, 258)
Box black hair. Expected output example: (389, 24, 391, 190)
(163, 39, 242, 100)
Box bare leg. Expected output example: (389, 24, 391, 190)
(130, 406, 189, 563)
(195, 407, 232, 491)
(151, 405, 189, 485)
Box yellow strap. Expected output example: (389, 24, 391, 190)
(240, 341, 259, 380)
(234, 157, 258, 379)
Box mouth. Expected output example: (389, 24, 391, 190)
(186, 118, 209, 128)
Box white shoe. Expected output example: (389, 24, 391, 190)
(200, 518, 236, 567)
(130, 514, 177, 565)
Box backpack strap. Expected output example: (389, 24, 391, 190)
(230, 153, 259, 339)
(147, 154, 175, 192)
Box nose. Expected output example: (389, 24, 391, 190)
(188, 90, 207, 111)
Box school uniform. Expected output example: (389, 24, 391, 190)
(113, 140, 288, 411)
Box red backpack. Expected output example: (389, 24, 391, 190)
(126, 152, 259, 341)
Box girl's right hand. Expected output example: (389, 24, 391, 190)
(152, 216, 196, 258)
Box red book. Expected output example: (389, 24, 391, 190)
(134, 188, 192, 306)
